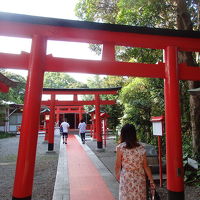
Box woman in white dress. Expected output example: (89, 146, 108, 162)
(115, 123, 155, 200)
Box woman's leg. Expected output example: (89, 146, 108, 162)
(81, 133, 85, 143)
(83, 132, 86, 143)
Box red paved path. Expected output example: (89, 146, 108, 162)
(66, 134, 115, 200)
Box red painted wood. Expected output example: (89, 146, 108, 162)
(164, 46, 184, 192)
(91, 114, 96, 139)
(1, 52, 200, 80)
(48, 94, 55, 146)
(0, 82, 9, 92)
(79, 110, 82, 122)
(41, 100, 116, 106)
(179, 63, 200, 81)
(43, 89, 118, 95)
(12, 35, 46, 198)
(158, 136, 163, 187)
(151, 115, 164, 122)
(102, 43, 115, 61)
(44, 120, 49, 142)
(67, 135, 115, 200)
(73, 94, 78, 101)
(95, 94, 102, 146)
(55, 105, 84, 114)
(45, 56, 165, 78)
(0, 52, 29, 69)
(0, 21, 200, 51)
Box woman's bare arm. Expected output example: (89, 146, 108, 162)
(115, 146, 122, 182)
(143, 153, 155, 186)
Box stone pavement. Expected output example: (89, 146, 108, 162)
(52, 134, 119, 200)
(85, 135, 117, 176)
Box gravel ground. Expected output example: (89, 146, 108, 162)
(0, 134, 60, 200)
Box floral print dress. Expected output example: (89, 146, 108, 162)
(117, 142, 146, 200)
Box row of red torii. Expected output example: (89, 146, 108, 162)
(42, 87, 120, 151)
(0, 12, 200, 200)
(44, 105, 110, 147)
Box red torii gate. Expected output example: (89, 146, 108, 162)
(89, 110, 110, 146)
(54, 105, 85, 125)
(42, 87, 119, 151)
(0, 12, 200, 200)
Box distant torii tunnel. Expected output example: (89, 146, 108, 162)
(41, 87, 120, 151)
(0, 12, 200, 200)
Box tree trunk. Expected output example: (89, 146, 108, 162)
(188, 81, 200, 161)
(176, 0, 200, 161)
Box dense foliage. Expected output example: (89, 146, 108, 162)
(43, 72, 88, 88)
(119, 78, 164, 143)
(0, 70, 26, 104)
(0, 131, 16, 139)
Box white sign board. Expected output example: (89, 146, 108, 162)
(152, 121, 163, 136)
(188, 158, 198, 169)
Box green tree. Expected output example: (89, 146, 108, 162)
(101, 76, 128, 88)
(0, 71, 26, 130)
(86, 75, 103, 88)
(43, 72, 87, 88)
(0, 71, 26, 104)
(117, 0, 176, 27)
(75, 0, 119, 23)
(99, 76, 128, 129)
(119, 78, 164, 143)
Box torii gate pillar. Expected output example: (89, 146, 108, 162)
(12, 35, 46, 200)
(95, 94, 102, 148)
(79, 107, 83, 122)
(164, 46, 184, 199)
(48, 94, 56, 151)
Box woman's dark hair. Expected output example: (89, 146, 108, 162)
(120, 123, 140, 149)
(80, 119, 84, 123)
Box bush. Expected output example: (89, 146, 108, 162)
(0, 132, 16, 139)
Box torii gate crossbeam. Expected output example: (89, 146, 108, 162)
(42, 100, 116, 106)
(0, 12, 200, 200)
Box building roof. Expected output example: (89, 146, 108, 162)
(0, 102, 50, 113)
(0, 12, 200, 39)
(43, 87, 121, 92)
(0, 73, 18, 88)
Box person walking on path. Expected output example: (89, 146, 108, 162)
(115, 123, 155, 200)
(78, 119, 87, 144)
(60, 119, 70, 144)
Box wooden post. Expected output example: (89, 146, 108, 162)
(95, 94, 102, 149)
(12, 35, 46, 200)
(164, 46, 184, 200)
